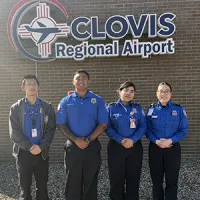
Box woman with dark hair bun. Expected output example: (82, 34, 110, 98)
(106, 81, 146, 200)
(146, 82, 188, 200)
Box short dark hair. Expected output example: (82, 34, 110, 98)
(158, 82, 172, 91)
(22, 74, 39, 86)
(74, 69, 90, 80)
(118, 81, 136, 92)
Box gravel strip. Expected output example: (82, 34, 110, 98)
(0, 159, 199, 200)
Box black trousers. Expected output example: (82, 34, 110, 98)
(107, 140, 143, 200)
(16, 149, 49, 200)
(149, 142, 181, 200)
(64, 139, 101, 200)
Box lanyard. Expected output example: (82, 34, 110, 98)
(120, 103, 133, 118)
(25, 101, 39, 128)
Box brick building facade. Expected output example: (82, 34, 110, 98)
(0, 0, 199, 163)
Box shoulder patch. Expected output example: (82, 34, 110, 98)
(147, 104, 155, 116)
(183, 108, 187, 117)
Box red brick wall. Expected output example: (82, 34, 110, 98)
(0, 0, 199, 163)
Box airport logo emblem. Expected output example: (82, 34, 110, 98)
(8, 0, 69, 61)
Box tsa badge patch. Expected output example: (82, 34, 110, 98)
(172, 110, 177, 116)
(130, 108, 137, 115)
(91, 98, 97, 104)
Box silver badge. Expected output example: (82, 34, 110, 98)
(172, 110, 177, 116)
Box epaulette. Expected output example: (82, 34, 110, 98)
(149, 103, 156, 108)
(173, 103, 181, 106)
(108, 102, 116, 106)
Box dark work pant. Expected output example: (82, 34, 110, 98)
(16, 149, 49, 200)
(107, 140, 143, 200)
(149, 142, 181, 200)
(64, 139, 101, 200)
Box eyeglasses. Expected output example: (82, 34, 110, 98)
(122, 88, 136, 94)
(25, 82, 38, 87)
(75, 77, 88, 81)
(157, 90, 171, 94)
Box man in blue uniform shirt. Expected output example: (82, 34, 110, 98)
(146, 82, 188, 200)
(56, 69, 108, 200)
(9, 75, 56, 200)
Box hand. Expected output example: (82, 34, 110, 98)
(121, 138, 134, 149)
(75, 138, 89, 149)
(84, 137, 91, 144)
(155, 139, 163, 147)
(156, 139, 172, 148)
(159, 139, 172, 148)
(30, 145, 41, 155)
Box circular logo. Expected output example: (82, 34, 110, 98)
(91, 98, 97, 104)
(8, 0, 69, 62)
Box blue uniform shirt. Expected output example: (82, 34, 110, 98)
(56, 91, 108, 137)
(106, 99, 147, 144)
(24, 98, 41, 145)
(146, 100, 188, 143)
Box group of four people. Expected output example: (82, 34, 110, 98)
(9, 69, 188, 200)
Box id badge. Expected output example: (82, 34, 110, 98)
(130, 119, 136, 128)
(32, 129, 37, 138)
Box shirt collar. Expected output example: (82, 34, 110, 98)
(157, 100, 172, 107)
(25, 98, 40, 106)
(71, 90, 93, 98)
(116, 99, 132, 107)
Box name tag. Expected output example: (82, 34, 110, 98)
(151, 115, 158, 118)
(32, 129, 37, 138)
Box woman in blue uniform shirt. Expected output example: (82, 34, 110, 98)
(146, 82, 188, 200)
(106, 81, 146, 200)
